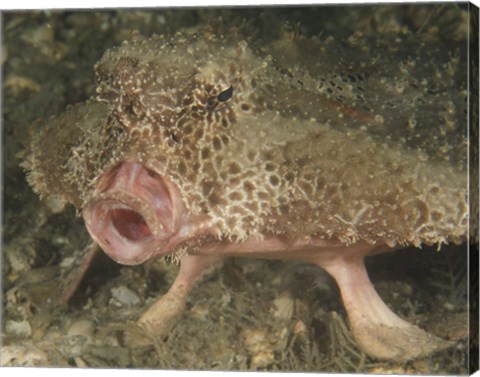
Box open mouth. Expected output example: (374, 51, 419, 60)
(111, 208, 151, 241)
(83, 162, 177, 265)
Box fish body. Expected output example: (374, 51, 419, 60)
(23, 25, 468, 360)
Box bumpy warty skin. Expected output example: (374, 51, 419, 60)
(24, 28, 468, 257)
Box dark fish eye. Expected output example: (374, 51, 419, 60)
(217, 86, 234, 102)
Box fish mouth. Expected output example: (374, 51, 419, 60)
(83, 162, 186, 265)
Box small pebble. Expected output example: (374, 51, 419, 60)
(6, 319, 32, 337)
(68, 319, 94, 339)
(0, 345, 48, 366)
(59, 256, 76, 268)
(190, 302, 209, 320)
(110, 286, 141, 306)
(272, 292, 294, 320)
(242, 328, 269, 354)
(251, 350, 274, 369)
(4, 74, 41, 94)
(442, 301, 455, 311)
(369, 366, 409, 374)
(293, 319, 308, 336)
(242, 329, 275, 369)
(5, 251, 31, 273)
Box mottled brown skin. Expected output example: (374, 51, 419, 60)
(23, 27, 468, 360)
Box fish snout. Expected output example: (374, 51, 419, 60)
(83, 162, 178, 265)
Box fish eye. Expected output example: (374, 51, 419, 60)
(217, 86, 234, 102)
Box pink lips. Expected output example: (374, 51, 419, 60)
(83, 162, 181, 265)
